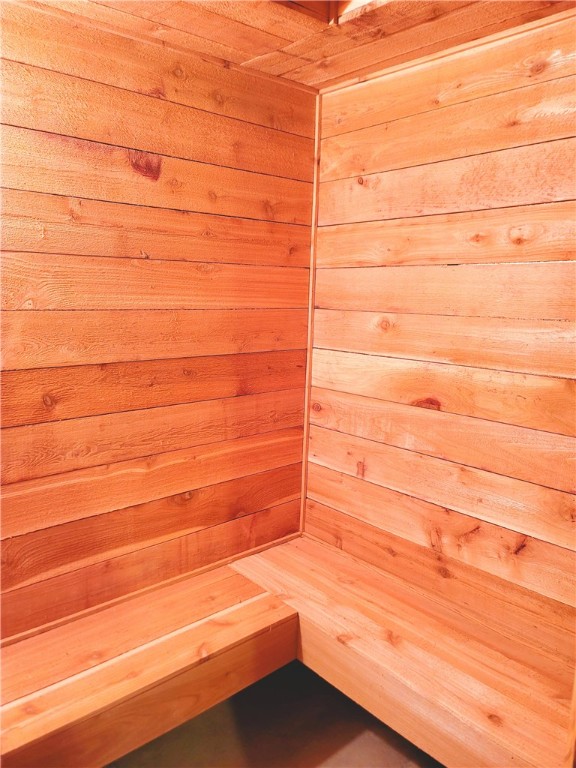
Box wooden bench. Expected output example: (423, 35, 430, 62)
(2, 538, 575, 768)
(234, 538, 576, 768)
(1, 566, 298, 767)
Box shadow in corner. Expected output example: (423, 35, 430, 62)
(108, 661, 444, 768)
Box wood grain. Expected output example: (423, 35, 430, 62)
(2, 309, 308, 370)
(321, 9, 576, 133)
(310, 386, 575, 492)
(2, 603, 297, 768)
(315, 262, 576, 320)
(1, 426, 304, 537)
(319, 137, 576, 225)
(288, 1, 575, 87)
(234, 537, 575, 768)
(2, 463, 302, 591)
(2, 253, 309, 311)
(2, 568, 264, 703)
(309, 425, 575, 549)
(313, 309, 575, 378)
(1, 59, 313, 182)
(1, 388, 304, 484)
(2, 501, 301, 638)
(2, 126, 312, 224)
(307, 464, 575, 605)
(1, 350, 306, 427)
(321, 76, 576, 181)
(316, 202, 576, 268)
(311, 348, 576, 436)
(2, 0, 315, 136)
(2, 189, 311, 268)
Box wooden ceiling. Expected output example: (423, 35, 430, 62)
(39, 1, 576, 90)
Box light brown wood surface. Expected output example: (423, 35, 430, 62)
(3, 125, 312, 225)
(311, 348, 576, 436)
(306, 23, 576, 768)
(315, 262, 576, 320)
(2, 189, 311, 268)
(2, 463, 302, 591)
(319, 137, 576, 225)
(321, 11, 576, 133)
(308, 463, 575, 605)
(2, 350, 306, 428)
(1, 0, 313, 638)
(1, 565, 298, 766)
(321, 75, 576, 181)
(233, 538, 576, 768)
(2, 309, 308, 370)
(316, 202, 576, 268)
(2, 253, 309, 311)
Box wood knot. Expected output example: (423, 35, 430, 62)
(356, 459, 366, 478)
(386, 630, 401, 647)
(411, 397, 441, 410)
(513, 536, 528, 556)
(379, 316, 391, 331)
(437, 566, 453, 579)
(172, 64, 185, 79)
(530, 60, 547, 76)
(384, 547, 397, 558)
(357, 176, 364, 185)
(42, 393, 56, 409)
(487, 713, 503, 727)
(128, 150, 162, 181)
(311, 402, 322, 412)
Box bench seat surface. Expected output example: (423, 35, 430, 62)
(232, 537, 575, 768)
(1, 565, 298, 767)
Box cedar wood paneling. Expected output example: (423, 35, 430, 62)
(0, 0, 313, 637)
(309, 14, 576, 605)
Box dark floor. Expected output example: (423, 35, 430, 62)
(108, 661, 444, 768)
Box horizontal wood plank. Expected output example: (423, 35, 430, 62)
(234, 537, 574, 768)
(321, 75, 576, 181)
(2, 253, 309, 311)
(2, 463, 302, 591)
(321, 10, 576, 134)
(2, 0, 315, 136)
(316, 202, 576, 267)
(315, 262, 575, 320)
(2, 598, 297, 767)
(1, 309, 308, 370)
(2, 126, 312, 224)
(1, 59, 313, 182)
(2, 189, 311, 267)
(290, 1, 574, 87)
(2, 568, 265, 703)
(313, 309, 575, 378)
(1, 389, 304, 484)
(310, 387, 575, 492)
(307, 465, 575, 605)
(1, 501, 300, 638)
(1, 350, 306, 428)
(1, 426, 303, 537)
(318, 138, 576, 225)
(309, 425, 575, 549)
(300, 518, 575, 664)
(23, 0, 259, 64)
(111, 0, 293, 56)
(311, 348, 576, 436)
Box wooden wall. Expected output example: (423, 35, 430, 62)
(0, 0, 314, 639)
(307, 12, 576, 608)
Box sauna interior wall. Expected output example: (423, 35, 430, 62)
(307, 14, 576, 608)
(0, 0, 313, 639)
